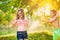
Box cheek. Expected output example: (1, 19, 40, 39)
(50, 13, 53, 15)
(19, 14, 22, 16)
(50, 13, 52, 15)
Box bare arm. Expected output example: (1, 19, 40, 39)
(49, 16, 57, 23)
(26, 19, 30, 28)
(11, 20, 17, 28)
(40, 16, 57, 23)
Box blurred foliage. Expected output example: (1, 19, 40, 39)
(0, 0, 60, 36)
(0, 0, 31, 12)
(0, 26, 16, 35)
(0, 0, 60, 40)
(0, 0, 31, 25)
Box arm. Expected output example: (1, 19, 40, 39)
(50, 16, 57, 23)
(26, 19, 30, 27)
(41, 16, 57, 23)
(11, 20, 17, 28)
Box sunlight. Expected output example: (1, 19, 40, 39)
(34, 7, 45, 16)
(57, 0, 59, 2)
(45, 4, 50, 15)
(29, 20, 40, 31)
(11, 6, 14, 9)
(58, 10, 60, 16)
(24, 8, 28, 12)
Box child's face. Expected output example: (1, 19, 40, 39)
(50, 11, 56, 17)
(18, 11, 23, 18)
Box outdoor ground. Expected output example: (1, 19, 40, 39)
(0, 32, 53, 40)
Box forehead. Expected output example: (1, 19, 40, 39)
(18, 11, 22, 13)
(50, 10, 56, 13)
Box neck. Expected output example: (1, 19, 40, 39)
(19, 18, 24, 20)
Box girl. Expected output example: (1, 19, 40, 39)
(49, 10, 59, 28)
(43, 10, 60, 40)
(53, 10, 60, 40)
(12, 8, 29, 40)
(42, 10, 59, 28)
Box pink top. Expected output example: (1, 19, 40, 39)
(13, 19, 29, 31)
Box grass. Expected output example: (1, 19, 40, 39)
(0, 32, 53, 40)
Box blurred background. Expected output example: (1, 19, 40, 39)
(0, 0, 60, 40)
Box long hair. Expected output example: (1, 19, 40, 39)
(16, 8, 25, 20)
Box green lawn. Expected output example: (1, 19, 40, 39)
(0, 32, 53, 40)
